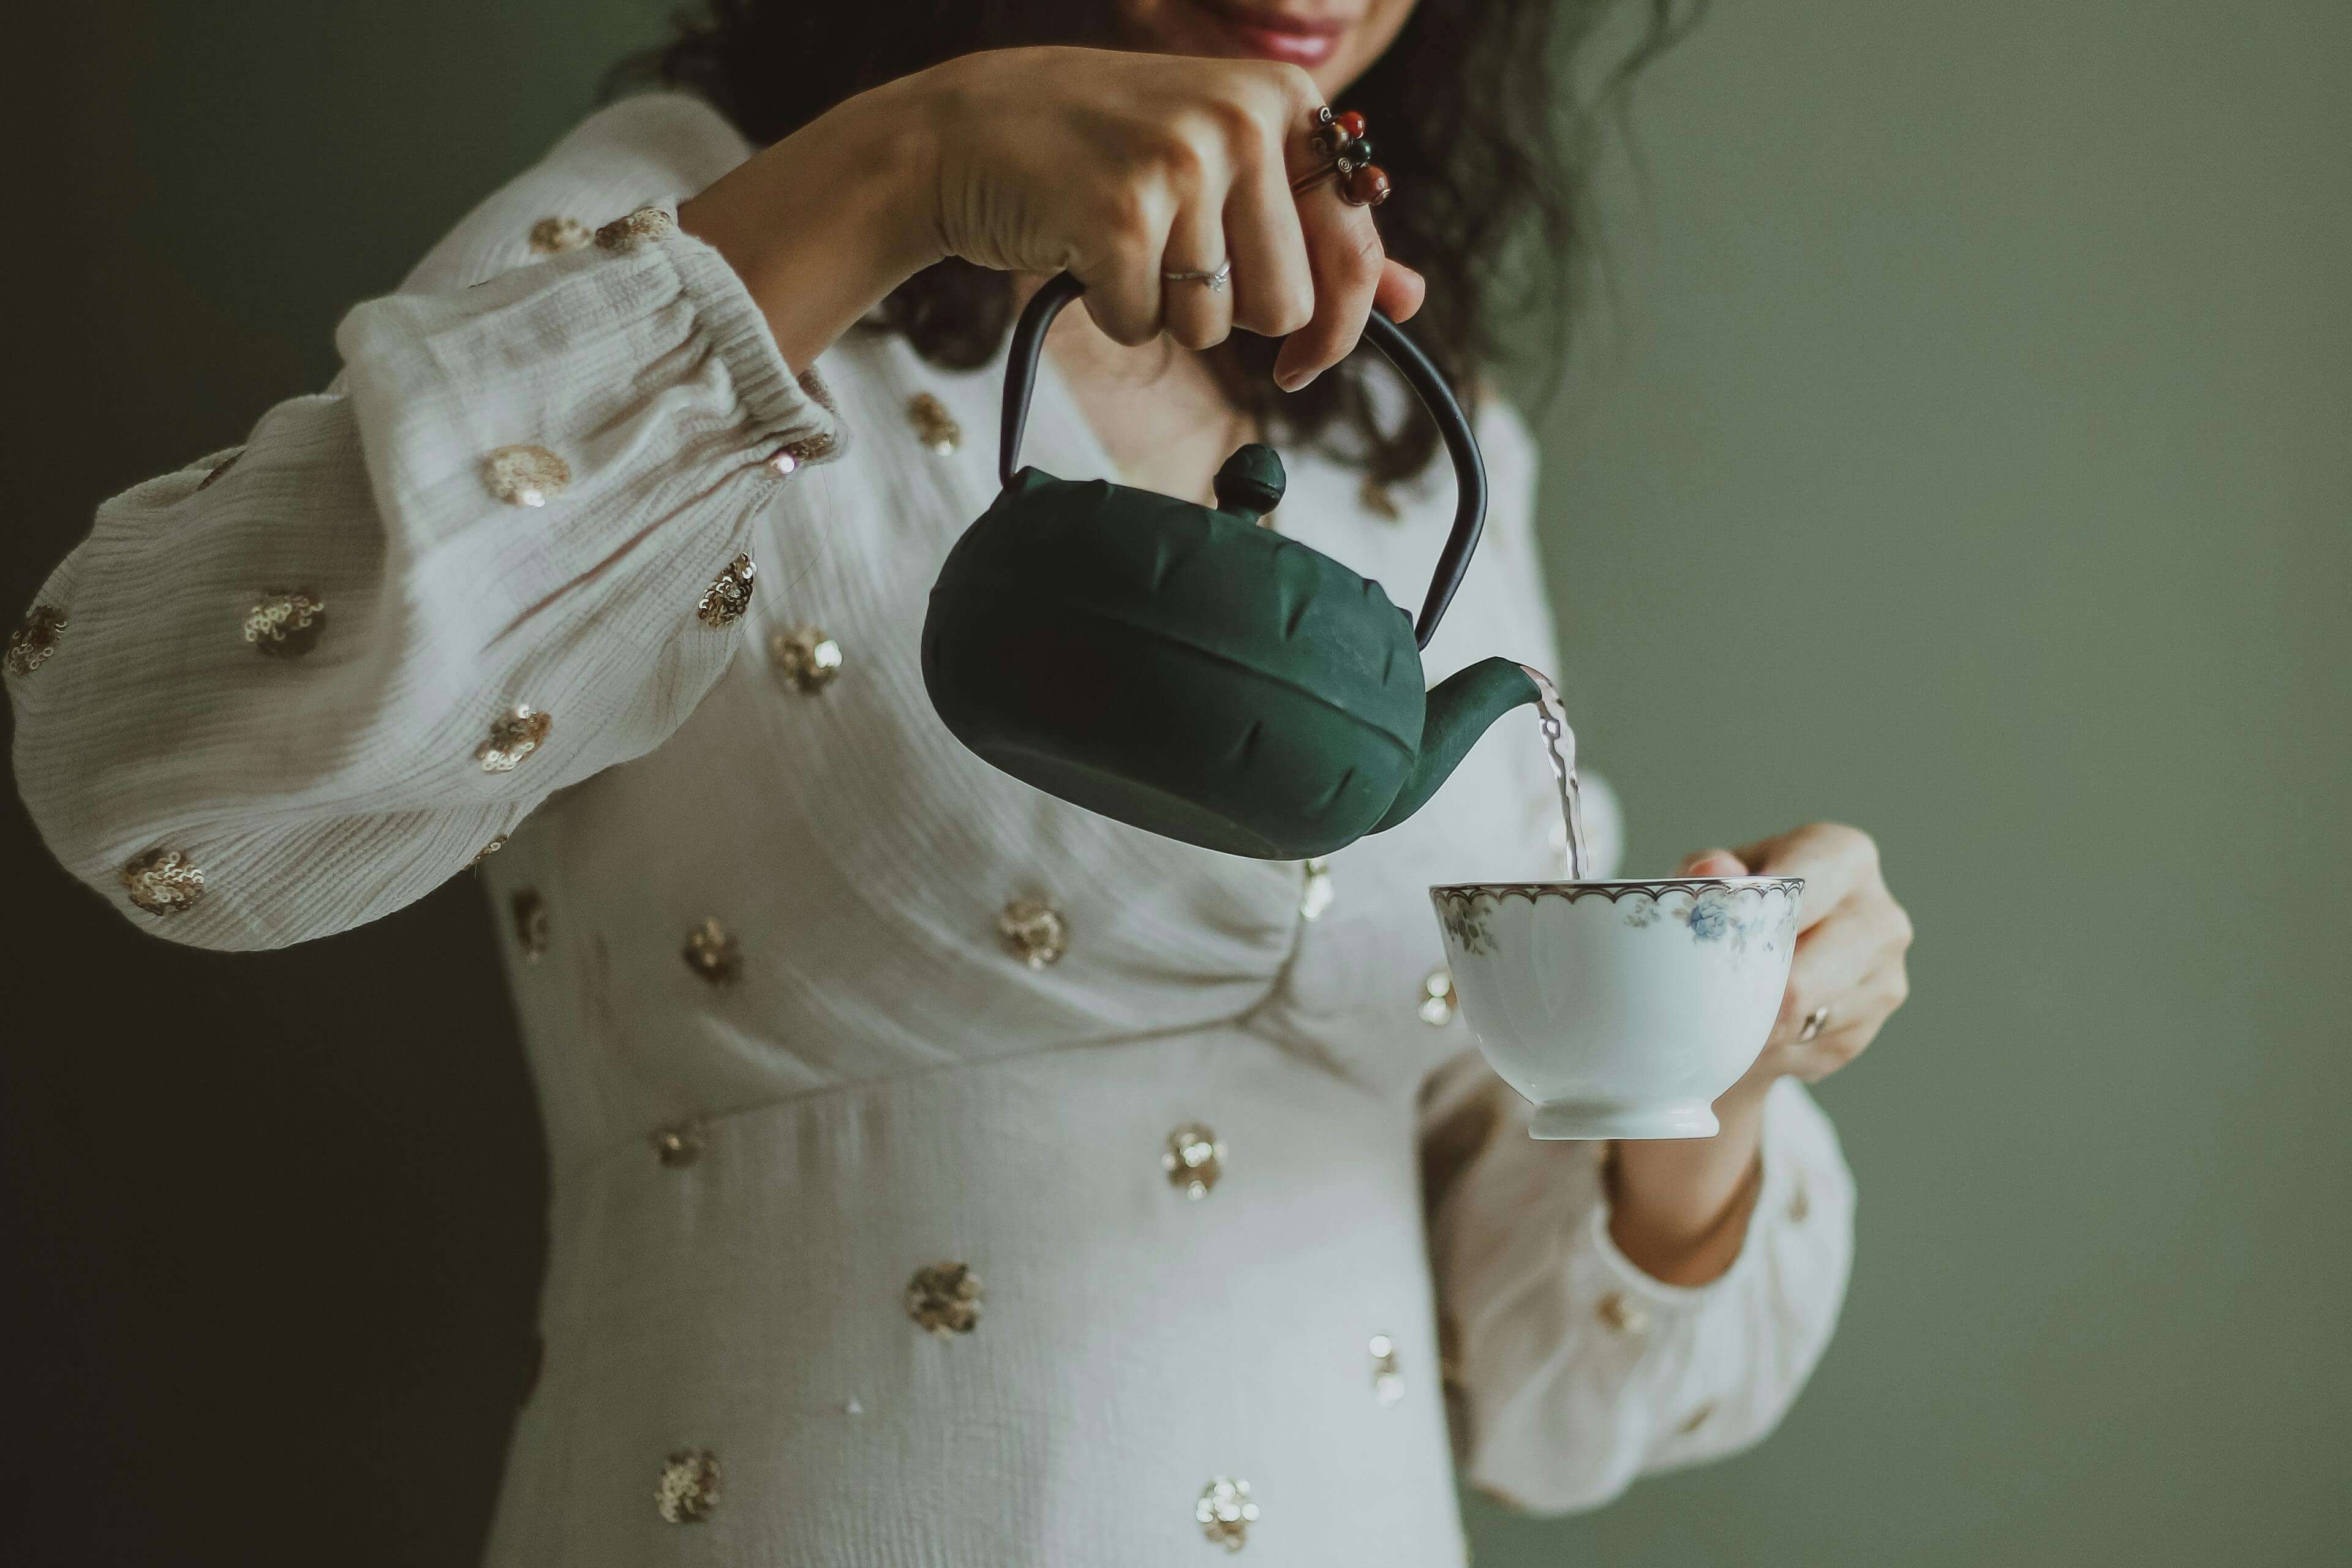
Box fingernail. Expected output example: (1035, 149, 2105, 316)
(1277, 368, 1319, 393)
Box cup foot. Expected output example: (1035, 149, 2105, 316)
(1529, 1101, 1720, 1141)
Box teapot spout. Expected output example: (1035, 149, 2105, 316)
(1371, 658, 1543, 834)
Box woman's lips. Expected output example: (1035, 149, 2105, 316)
(1187, 2, 1351, 67)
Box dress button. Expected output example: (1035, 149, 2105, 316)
(1595, 1292, 1650, 1336)
(1196, 1477, 1259, 1551)
(998, 895, 1068, 969)
(905, 1262, 985, 1336)
(696, 554, 756, 628)
(769, 625, 843, 692)
(652, 1119, 708, 1168)
(1419, 967, 1456, 1027)
(1162, 1123, 1225, 1199)
(5, 604, 67, 677)
(1368, 1333, 1404, 1406)
(527, 216, 592, 255)
(763, 431, 837, 475)
(907, 391, 961, 454)
(683, 918, 742, 986)
(242, 590, 327, 658)
(510, 889, 549, 962)
(475, 705, 553, 772)
(481, 444, 569, 508)
(654, 1448, 722, 1524)
(1298, 859, 1334, 921)
(119, 847, 206, 916)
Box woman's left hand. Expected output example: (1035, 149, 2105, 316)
(1681, 823, 1913, 1102)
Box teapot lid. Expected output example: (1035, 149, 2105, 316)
(998, 273, 1488, 650)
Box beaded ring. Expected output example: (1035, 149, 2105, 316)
(1292, 105, 1392, 208)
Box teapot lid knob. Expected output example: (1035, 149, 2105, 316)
(1212, 443, 1286, 524)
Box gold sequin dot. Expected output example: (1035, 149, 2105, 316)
(243, 590, 326, 658)
(1596, 1292, 1650, 1336)
(905, 1262, 984, 1336)
(683, 918, 741, 986)
(1299, 858, 1335, 921)
(1359, 475, 1402, 519)
(998, 895, 1068, 970)
(1162, 1123, 1225, 1200)
(1419, 967, 1456, 1027)
(196, 451, 242, 491)
(797, 368, 838, 415)
(527, 216, 592, 255)
(1196, 1477, 1260, 1552)
(1676, 1402, 1716, 1436)
(511, 888, 549, 962)
(652, 1119, 708, 1168)
(120, 846, 205, 916)
(654, 1448, 721, 1525)
(468, 834, 508, 867)
(595, 206, 674, 252)
(696, 554, 756, 628)
(481, 445, 570, 508)
(763, 431, 837, 476)
(5, 604, 67, 677)
(907, 392, 961, 455)
(769, 626, 843, 693)
(476, 706, 552, 772)
(1370, 1333, 1404, 1407)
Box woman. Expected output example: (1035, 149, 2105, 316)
(6, 0, 1913, 1560)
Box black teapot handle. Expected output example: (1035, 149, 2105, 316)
(1000, 271, 1487, 651)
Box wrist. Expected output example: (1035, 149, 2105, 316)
(1604, 1091, 1770, 1286)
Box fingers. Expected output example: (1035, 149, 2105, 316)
(1779, 959, 1909, 1082)
(1220, 121, 1316, 341)
(1768, 908, 1888, 1048)
(1074, 175, 1180, 347)
(1161, 173, 1236, 351)
(1274, 185, 1386, 390)
(1677, 849, 1751, 878)
(1738, 822, 1881, 930)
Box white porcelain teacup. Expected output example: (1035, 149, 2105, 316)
(1428, 878, 1806, 1140)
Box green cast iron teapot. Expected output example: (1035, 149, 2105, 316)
(921, 271, 1541, 861)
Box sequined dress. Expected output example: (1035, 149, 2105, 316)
(7, 94, 1855, 1566)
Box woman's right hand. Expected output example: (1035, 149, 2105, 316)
(679, 47, 1423, 387)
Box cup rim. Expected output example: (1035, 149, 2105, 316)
(1430, 876, 1806, 904)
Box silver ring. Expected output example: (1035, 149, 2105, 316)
(1798, 1005, 1834, 1043)
(1162, 259, 1232, 292)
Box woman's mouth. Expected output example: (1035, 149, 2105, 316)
(1185, 1, 1353, 69)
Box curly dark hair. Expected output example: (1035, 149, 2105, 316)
(617, 1, 1695, 483)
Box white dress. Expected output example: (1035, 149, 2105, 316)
(6, 93, 1854, 1566)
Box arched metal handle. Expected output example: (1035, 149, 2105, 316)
(1000, 272, 1488, 650)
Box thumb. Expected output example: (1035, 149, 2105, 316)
(1678, 848, 1751, 877)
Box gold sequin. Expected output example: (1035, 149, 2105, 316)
(905, 1262, 984, 1336)
(998, 895, 1068, 970)
(481, 445, 570, 508)
(243, 590, 327, 658)
(763, 431, 837, 476)
(907, 392, 960, 455)
(1596, 1292, 1650, 1336)
(596, 206, 674, 252)
(1162, 1123, 1225, 1200)
(1370, 1333, 1404, 1407)
(476, 706, 552, 772)
(797, 368, 838, 415)
(1789, 1183, 1810, 1223)
(1359, 475, 1401, 519)
(1676, 1402, 1716, 1436)
(196, 451, 242, 491)
(1196, 1477, 1260, 1552)
(120, 847, 205, 916)
(511, 888, 549, 962)
(527, 216, 592, 255)
(769, 626, 843, 692)
(696, 554, 756, 628)
(1419, 967, 1456, 1027)
(468, 834, 508, 867)
(683, 918, 741, 986)
(652, 1119, 708, 1168)
(5, 604, 66, 677)
(1299, 858, 1334, 921)
(654, 1448, 722, 1525)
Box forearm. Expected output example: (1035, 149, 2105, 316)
(1606, 1077, 1770, 1286)
(677, 75, 946, 369)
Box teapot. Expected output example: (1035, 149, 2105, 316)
(921, 271, 1540, 861)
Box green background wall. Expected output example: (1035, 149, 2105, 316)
(6, 2, 2345, 1562)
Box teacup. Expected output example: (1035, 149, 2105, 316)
(1428, 878, 1805, 1139)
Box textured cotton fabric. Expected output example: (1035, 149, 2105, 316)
(10, 93, 1854, 1565)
